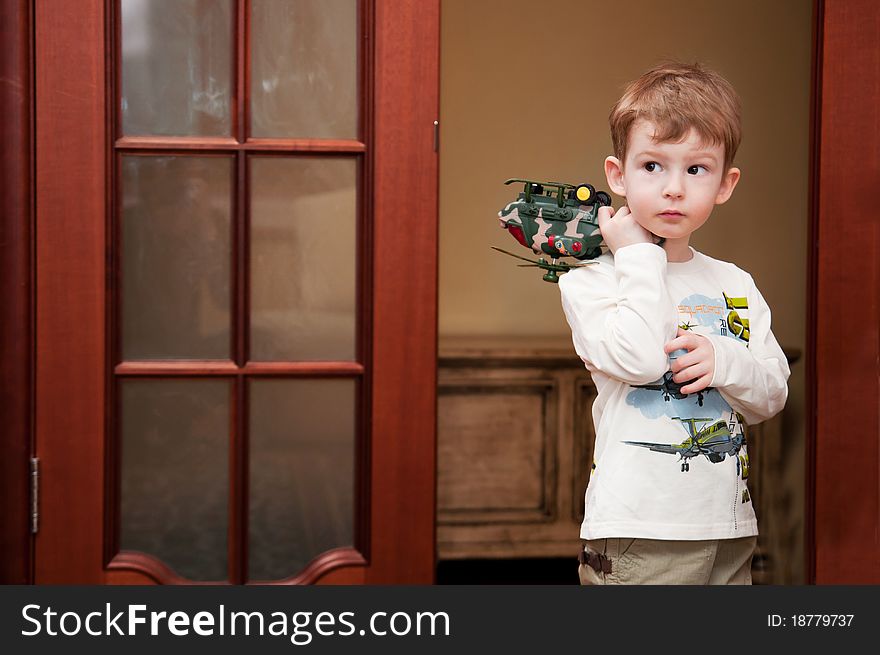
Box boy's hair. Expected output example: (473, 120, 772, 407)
(609, 61, 742, 171)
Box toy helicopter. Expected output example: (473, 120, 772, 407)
(495, 178, 612, 283)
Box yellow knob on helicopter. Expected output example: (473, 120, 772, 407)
(575, 184, 592, 202)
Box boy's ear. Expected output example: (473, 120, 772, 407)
(715, 167, 741, 205)
(604, 156, 627, 196)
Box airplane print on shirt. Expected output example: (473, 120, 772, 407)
(623, 291, 752, 486)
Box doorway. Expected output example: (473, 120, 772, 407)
(437, 0, 812, 584)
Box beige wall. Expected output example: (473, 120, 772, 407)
(440, 0, 812, 582)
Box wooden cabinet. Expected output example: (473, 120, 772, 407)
(437, 338, 593, 560)
(437, 338, 800, 584)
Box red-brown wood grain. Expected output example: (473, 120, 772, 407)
(0, 0, 34, 584)
(811, 0, 880, 583)
(368, 0, 440, 584)
(105, 548, 369, 586)
(115, 136, 367, 152)
(34, 0, 107, 583)
(113, 362, 365, 376)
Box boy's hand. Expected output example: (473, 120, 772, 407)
(597, 205, 655, 254)
(664, 328, 715, 394)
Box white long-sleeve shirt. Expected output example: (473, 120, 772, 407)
(559, 243, 790, 540)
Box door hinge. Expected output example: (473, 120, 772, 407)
(30, 457, 39, 535)
(433, 120, 439, 152)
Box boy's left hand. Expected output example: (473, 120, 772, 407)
(664, 328, 715, 394)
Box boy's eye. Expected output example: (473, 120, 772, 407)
(687, 165, 707, 175)
(644, 162, 659, 172)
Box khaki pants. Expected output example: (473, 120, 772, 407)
(578, 536, 757, 585)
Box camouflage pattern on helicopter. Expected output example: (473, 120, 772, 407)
(495, 179, 613, 283)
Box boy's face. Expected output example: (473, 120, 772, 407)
(604, 120, 740, 252)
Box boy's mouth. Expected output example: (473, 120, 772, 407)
(659, 210, 684, 217)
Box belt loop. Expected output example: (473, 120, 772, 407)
(578, 543, 613, 574)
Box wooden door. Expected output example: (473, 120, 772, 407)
(33, 0, 438, 584)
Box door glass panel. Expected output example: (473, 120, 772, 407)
(248, 379, 355, 581)
(120, 379, 230, 581)
(250, 157, 357, 361)
(121, 0, 233, 136)
(250, 0, 358, 138)
(121, 155, 232, 360)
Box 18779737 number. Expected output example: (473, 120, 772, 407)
(768, 614, 854, 627)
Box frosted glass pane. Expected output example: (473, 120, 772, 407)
(121, 0, 233, 136)
(251, 0, 358, 138)
(122, 156, 232, 360)
(250, 157, 356, 361)
(248, 379, 355, 581)
(120, 379, 229, 581)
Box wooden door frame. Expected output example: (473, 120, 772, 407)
(808, 0, 880, 584)
(364, 0, 439, 584)
(0, 0, 34, 585)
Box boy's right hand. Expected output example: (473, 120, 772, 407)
(597, 205, 656, 255)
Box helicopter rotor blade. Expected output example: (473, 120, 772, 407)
(503, 179, 575, 191)
(494, 245, 598, 273)
(491, 246, 542, 264)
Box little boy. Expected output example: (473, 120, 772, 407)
(559, 62, 790, 584)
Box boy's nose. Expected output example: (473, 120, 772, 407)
(663, 178, 684, 199)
